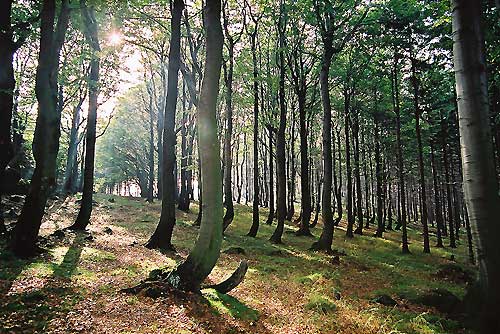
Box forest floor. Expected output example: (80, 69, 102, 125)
(0, 194, 476, 334)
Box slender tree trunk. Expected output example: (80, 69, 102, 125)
(452, 1, 500, 330)
(165, 0, 224, 291)
(362, 126, 370, 227)
(147, 83, 155, 203)
(265, 126, 274, 225)
(157, 63, 166, 199)
(374, 115, 384, 238)
(344, 88, 354, 238)
(10, 0, 70, 256)
(442, 119, 456, 248)
(63, 96, 84, 194)
(287, 117, 296, 221)
(222, 33, 235, 229)
(296, 93, 312, 236)
(430, 140, 444, 247)
(71, 0, 101, 230)
(311, 45, 334, 251)
(393, 55, 409, 253)
(411, 58, 430, 253)
(334, 128, 343, 225)
(353, 108, 363, 235)
(248, 30, 259, 237)
(270, 3, 287, 244)
(178, 83, 190, 211)
(145, 0, 184, 250)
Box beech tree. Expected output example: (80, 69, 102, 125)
(145, 0, 184, 250)
(452, 0, 500, 331)
(71, 0, 102, 230)
(164, 0, 225, 291)
(10, 0, 70, 257)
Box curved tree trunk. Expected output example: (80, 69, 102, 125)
(165, 0, 224, 291)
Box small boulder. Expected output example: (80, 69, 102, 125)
(413, 288, 461, 314)
(84, 234, 94, 242)
(374, 294, 398, 306)
(268, 249, 283, 256)
(436, 263, 474, 284)
(223, 247, 246, 255)
(103, 227, 113, 235)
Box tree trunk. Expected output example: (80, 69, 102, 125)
(411, 58, 430, 253)
(270, 3, 287, 244)
(10, 0, 70, 257)
(178, 82, 190, 211)
(353, 107, 363, 235)
(374, 115, 384, 238)
(296, 93, 311, 236)
(344, 88, 354, 238)
(452, 1, 500, 330)
(0, 0, 16, 233)
(165, 0, 224, 291)
(222, 16, 236, 229)
(265, 125, 274, 225)
(393, 55, 409, 253)
(334, 128, 343, 225)
(442, 118, 456, 248)
(147, 82, 155, 203)
(286, 117, 296, 221)
(311, 45, 334, 251)
(248, 29, 259, 237)
(71, 0, 101, 231)
(145, 0, 184, 250)
(430, 140, 444, 247)
(63, 95, 84, 194)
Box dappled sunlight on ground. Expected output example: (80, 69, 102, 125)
(1, 194, 475, 333)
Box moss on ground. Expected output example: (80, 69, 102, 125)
(0, 194, 476, 333)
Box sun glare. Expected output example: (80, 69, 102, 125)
(108, 31, 123, 46)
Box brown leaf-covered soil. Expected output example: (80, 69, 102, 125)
(1, 194, 476, 334)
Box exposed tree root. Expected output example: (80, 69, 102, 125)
(204, 260, 248, 294)
(122, 260, 248, 296)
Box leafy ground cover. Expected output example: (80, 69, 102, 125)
(0, 194, 475, 333)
